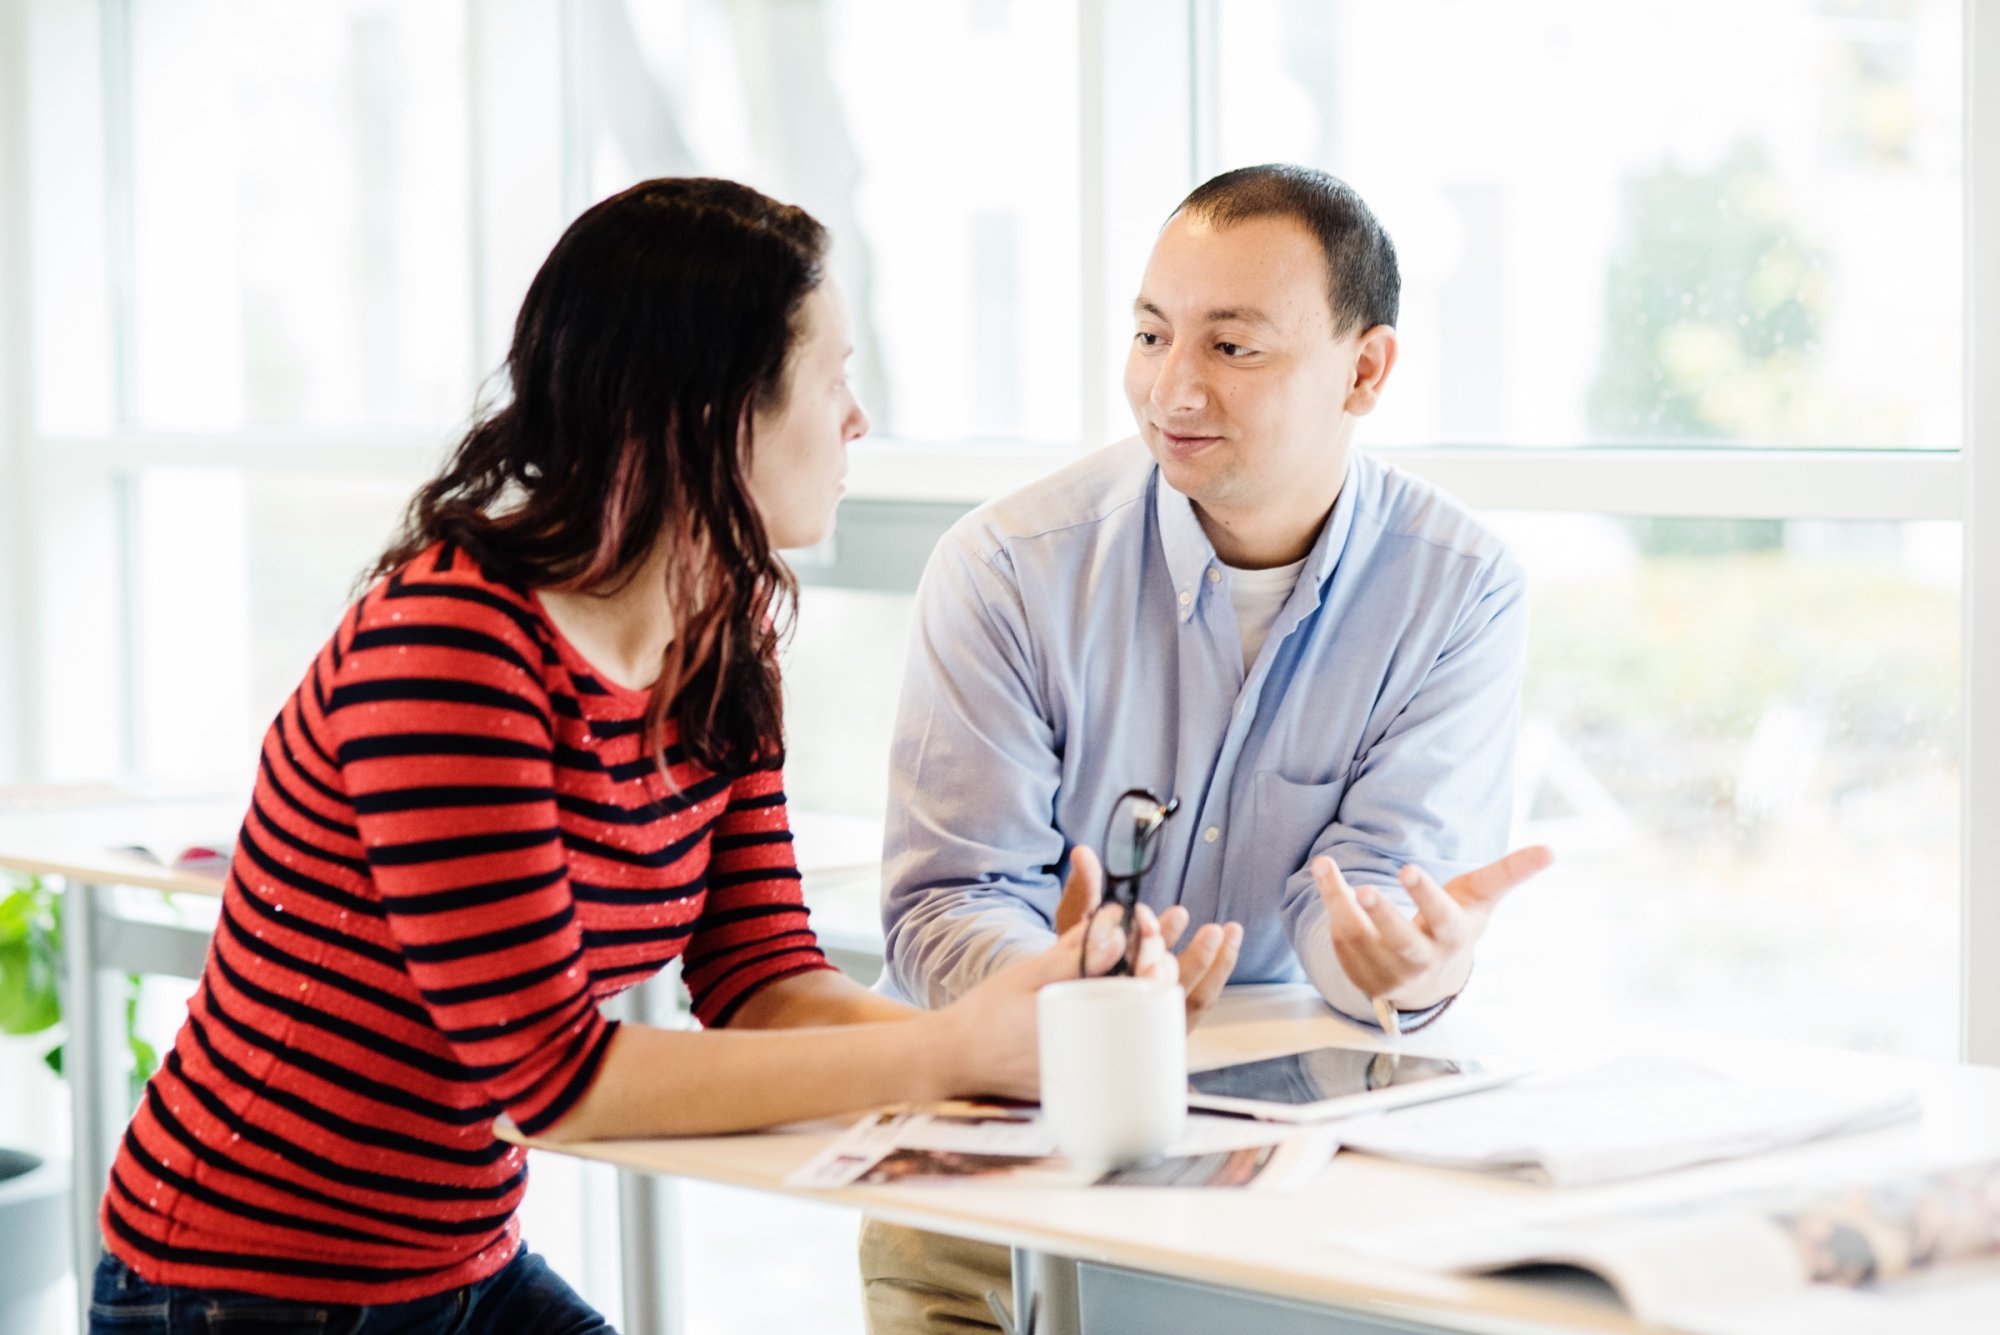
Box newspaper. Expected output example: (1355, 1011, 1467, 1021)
(1330, 1160, 2000, 1335)
(1335, 1057, 1919, 1186)
(788, 1103, 1338, 1191)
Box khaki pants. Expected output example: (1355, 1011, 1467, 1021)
(858, 1217, 1012, 1334)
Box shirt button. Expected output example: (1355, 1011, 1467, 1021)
(1178, 590, 1192, 606)
(1203, 826, 1220, 844)
(1207, 568, 1221, 584)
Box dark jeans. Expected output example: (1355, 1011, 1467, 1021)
(89, 1245, 614, 1334)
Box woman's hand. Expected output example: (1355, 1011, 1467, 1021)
(928, 846, 1176, 1101)
(1053, 846, 1242, 1033)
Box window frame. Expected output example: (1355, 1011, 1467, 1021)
(0, 0, 1992, 1060)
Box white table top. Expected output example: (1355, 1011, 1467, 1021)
(0, 787, 241, 896)
(508, 985, 2000, 1334)
(0, 792, 890, 912)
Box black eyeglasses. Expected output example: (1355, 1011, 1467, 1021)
(1081, 788, 1180, 978)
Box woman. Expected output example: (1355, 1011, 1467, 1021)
(90, 178, 1166, 1332)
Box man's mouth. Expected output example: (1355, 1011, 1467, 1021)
(1159, 428, 1222, 454)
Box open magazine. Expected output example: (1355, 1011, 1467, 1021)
(1335, 1057, 1919, 1186)
(1332, 1160, 2000, 1335)
(112, 841, 233, 876)
(788, 1103, 1338, 1192)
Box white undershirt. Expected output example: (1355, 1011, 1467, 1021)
(1224, 556, 1308, 674)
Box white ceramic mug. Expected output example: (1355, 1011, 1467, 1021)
(1036, 977, 1187, 1172)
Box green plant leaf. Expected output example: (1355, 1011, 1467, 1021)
(0, 877, 62, 1036)
(0, 935, 60, 1034)
(0, 888, 33, 942)
(127, 1035, 159, 1107)
(122, 974, 161, 1109)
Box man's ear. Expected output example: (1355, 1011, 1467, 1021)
(1344, 324, 1398, 416)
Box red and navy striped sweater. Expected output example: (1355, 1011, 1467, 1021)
(102, 542, 834, 1303)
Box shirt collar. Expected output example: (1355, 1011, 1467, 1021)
(1153, 452, 1362, 621)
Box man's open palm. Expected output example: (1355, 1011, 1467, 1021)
(1312, 844, 1554, 1007)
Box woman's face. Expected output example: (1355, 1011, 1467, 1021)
(746, 279, 869, 551)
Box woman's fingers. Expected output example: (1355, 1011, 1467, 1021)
(1053, 845, 1105, 935)
(1037, 907, 1127, 982)
(1128, 903, 1171, 980)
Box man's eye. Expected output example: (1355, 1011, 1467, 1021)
(1135, 331, 1162, 347)
(1217, 342, 1250, 357)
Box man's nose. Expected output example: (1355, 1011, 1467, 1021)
(1151, 342, 1206, 414)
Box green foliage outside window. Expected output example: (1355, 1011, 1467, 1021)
(1591, 142, 1828, 559)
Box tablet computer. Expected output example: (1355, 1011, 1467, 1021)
(1187, 1046, 1529, 1123)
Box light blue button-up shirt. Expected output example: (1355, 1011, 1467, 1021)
(881, 438, 1527, 1023)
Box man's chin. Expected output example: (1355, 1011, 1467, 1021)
(1153, 449, 1223, 504)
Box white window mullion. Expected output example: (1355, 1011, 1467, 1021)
(466, 0, 568, 381)
(1963, 0, 2000, 1069)
(0, 0, 31, 780)
(1377, 447, 1963, 523)
(16, 0, 126, 784)
(99, 0, 137, 429)
(46, 431, 450, 481)
(1088, 0, 1196, 447)
(843, 438, 1961, 523)
(1077, 0, 1108, 455)
(1188, 0, 1220, 183)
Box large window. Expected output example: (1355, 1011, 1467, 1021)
(1495, 514, 1960, 1056)
(1202, 0, 1971, 1058)
(1214, 0, 1963, 450)
(2, 2, 1992, 1331)
(571, 0, 1082, 445)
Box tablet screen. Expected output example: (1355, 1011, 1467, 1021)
(1188, 1047, 1477, 1106)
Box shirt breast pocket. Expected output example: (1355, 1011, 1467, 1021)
(1245, 770, 1348, 899)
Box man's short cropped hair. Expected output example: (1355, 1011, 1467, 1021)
(1174, 164, 1400, 336)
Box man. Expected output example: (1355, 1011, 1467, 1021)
(861, 164, 1552, 1333)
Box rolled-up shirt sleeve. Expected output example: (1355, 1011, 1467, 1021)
(882, 538, 1068, 1008)
(1283, 567, 1529, 1024)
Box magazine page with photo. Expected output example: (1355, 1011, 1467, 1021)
(1331, 1160, 2000, 1335)
(788, 1104, 1338, 1192)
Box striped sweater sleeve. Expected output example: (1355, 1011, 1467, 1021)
(319, 577, 615, 1137)
(680, 758, 835, 1027)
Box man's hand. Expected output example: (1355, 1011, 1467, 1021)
(1054, 849, 1244, 1031)
(1311, 845, 1554, 1011)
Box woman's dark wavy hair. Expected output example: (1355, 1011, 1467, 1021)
(369, 177, 827, 775)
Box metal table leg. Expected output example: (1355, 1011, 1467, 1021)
(1011, 1246, 1081, 1335)
(58, 876, 213, 1331)
(618, 1172, 679, 1335)
(63, 879, 124, 1332)
(610, 971, 686, 1334)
